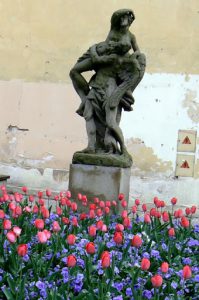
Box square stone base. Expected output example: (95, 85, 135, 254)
(69, 164, 130, 203)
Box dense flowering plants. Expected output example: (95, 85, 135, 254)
(0, 187, 198, 299)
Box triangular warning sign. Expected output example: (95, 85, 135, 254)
(182, 136, 191, 144)
(180, 160, 190, 168)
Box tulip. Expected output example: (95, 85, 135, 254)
(71, 202, 78, 212)
(132, 205, 137, 214)
(89, 225, 96, 237)
(38, 191, 43, 198)
(144, 213, 151, 224)
(38, 198, 45, 206)
(121, 200, 127, 208)
(34, 219, 45, 230)
(29, 195, 34, 203)
(9, 202, 16, 211)
(160, 200, 165, 208)
(0, 209, 5, 219)
(17, 244, 28, 256)
(15, 206, 22, 216)
(3, 219, 12, 230)
(112, 200, 117, 207)
(89, 203, 96, 210)
(121, 210, 128, 218)
(89, 209, 95, 219)
(72, 217, 78, 226)
(118, 193, 124, 201)
(52, 221, 61, 232)
(104, 206, 110, 214)
(67, 234, 76, 245)
(131, 235, 142, 248)
(142, 203, 147, 212)
(113, 231, 123, 244)
(22, 186, 28, 194)
(101, 251, 111, 268)
(171, 197, 177, 205)
(162, 211, 169, 222)
(182, 265, 192, 279)
(41, 207, 50, 219)
(101, 224, 107, 232)
(77, 193, 82, 201)
(66, 191, 71, 198)
(24, 206, 31, 213)
(168, 228, 175, 237)
(56, 206, 62, 215)
(141, 258, 150, 271)
(161, 262, 169, 273)
(43, 229, 51, 240)
(181, 216, 190, 228)
(33, 205, 39, 214)
(80, 213, 87, 220)
(46, 189, 52, 197)
(96, 208, 103, 217)
(13, 226, 22, 237)
(86, 242, 95, 254)
(123, 217, 131, 228)
(99, 201, 105, 208)
(191, 205, 197, 214)
(67, 255, 76, 267)
(37, 231, 48, 243)
(115, 224, 124, 232)
(62, 217, 70, 225)
(135, 199, 140, 206)
(60, 198, 67, 206)
(185, 207, 191, 215)
(96, 220, 104, 230)
(151, 274, 163, 288)
(105, 201, 111, 207)
(6, 231, 17, 243)
(150, 208, 157, 217)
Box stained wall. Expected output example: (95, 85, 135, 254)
(0, 0, 198, 205)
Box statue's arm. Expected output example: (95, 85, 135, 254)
(90, 45, 117, 65)
(130, 33, 140, 54)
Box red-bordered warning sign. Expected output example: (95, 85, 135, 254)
(180, 160, 190, 168)
(182, 136, 191, 144)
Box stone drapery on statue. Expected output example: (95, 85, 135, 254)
(70, 9, 146, 168)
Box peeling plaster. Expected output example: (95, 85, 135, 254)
(183, 89, 199, 123)
(127, 138, 173, 176)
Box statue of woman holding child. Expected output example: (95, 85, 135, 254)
(70, 9, 146, 167)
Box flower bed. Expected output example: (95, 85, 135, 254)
(0, 186, 198, 299)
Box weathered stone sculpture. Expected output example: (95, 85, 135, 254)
(70, 9, 146, 168)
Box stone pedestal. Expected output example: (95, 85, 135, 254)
(69, 163, 131, 203)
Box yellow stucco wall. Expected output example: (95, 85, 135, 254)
(0, 0, 198, 82)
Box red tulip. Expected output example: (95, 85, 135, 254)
(123, 217, 131, 228)
(39, 198, 45, 206)
(56, 206, 62, 216)
(171, 197, 177, 205)
(67, 234, 76, 245)
(160, 200, 165, 208)
(132, 205, 137, 214)
(161, 262, 169, 273)
(62, 217, 70, 224)
(141, 258, 150, 271)
(150, 208, 157, 217)
(121, 200, 127, 208)
(89, 225, 96, 237)
(29, 195, 34, 203)
(9, 202, 16, 211)
(185, 208, 191, 215)
(96, 220, 104, 230)
(86, 242, 95, 254)
(115, 224, 124, 232)
(101, 224, 107, 232)
(17, 244, 28, 256)
(0, 209, 5, 219)
(52, 221, 61, 232)
(3, 219, 12, 230)
(33, 205, 39, 214)
(144, 213, 151, 224)
(13, 226, 22, 237)
(99, 201, 105, 208)
(104, 207, 110, 214)
(37, 231, 48, 243)
(191, 205, 197, 214)
(46, 189, 52, 197)
(121, 210, 128, 218)
(94, 197, 99, 204)
(96, 208, 103, 217)
(80, 213, 87, 220)
(22, 186, 28, 194)
(38, 191, 43, 198)
(168, 228, 175, 237)
(71, 217, 78, 226)
(135, 199, 140, 206)
(118, 193, 124, 201)
(71, 202, 78, 212)
(15, 206, 22, 216)
(182, 265, 192, 279)
(101, 251, 111, 268)
(67, 255, 76, 267)
(112, 200, 117, 207)
(34, 219, 45, 230)
(66, 191, 71, 198)
(113, 231, 123, 244)
(142, 204, 147, 212)
(181, 216, 190, 228)
(89, 209, 95, 219)
(131, 235, 142, 248)
(6, 231, 17, 243)
(151, 274, 163, 288)
(77, 193, 82, 201)
(162, 211, 169, 222)
(105, 201, 111, 208)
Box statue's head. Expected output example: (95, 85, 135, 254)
(111, 9, 135, 30)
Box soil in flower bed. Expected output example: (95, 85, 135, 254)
(0, 186, 198, 300)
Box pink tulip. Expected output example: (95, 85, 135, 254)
(6, 231, 17, 243)
(13, 226, 22, 236)
(37, 231, 48, 243)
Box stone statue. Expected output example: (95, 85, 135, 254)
(70, 9, 146, 167)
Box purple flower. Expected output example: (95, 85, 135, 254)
(114, 282, 123, 291)
(182, 257, 192, 265)
(171, 281, 178, 289)
(36, 281, 46, 290)
(142, 290, 153, 299)
(113, 296, 123, 300)
(126, 287, 132, 296)
(188, 239, 199, 247)
(194, 275, 199, 282)
(151, 250, 160, 259)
